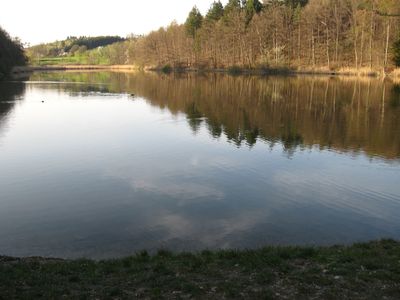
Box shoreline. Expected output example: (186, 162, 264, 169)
(11, 64, 139, 74)
(1, 239, 399, 299)
(11, 64, 400, 78)
(149, 65, 400, 78)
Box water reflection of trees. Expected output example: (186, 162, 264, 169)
(30, 72, 112, 95)
(0, 82, 25, 132)
(30, 72, 400, 160)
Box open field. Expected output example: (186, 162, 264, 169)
(1, 240, 399, 299)
(34, 56, 88, 65)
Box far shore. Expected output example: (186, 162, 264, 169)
(11, 64, 139, 73)
(11, 64, 400, 79)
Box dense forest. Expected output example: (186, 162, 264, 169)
(0, 27, 26, 79)
(26, 0, 400, 71)
(27, 36, 126, 65)
(130, 0, 400, 71)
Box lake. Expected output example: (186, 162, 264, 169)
(0, 71, 399, 259)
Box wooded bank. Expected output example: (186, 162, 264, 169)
(130, 0, 400, 71)
(27, 0, 400, 72)
(0, 27, 26, 79)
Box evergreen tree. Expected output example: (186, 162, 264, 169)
(284, 0, 308, 7)
(264, 0, 308, 7)
(185, 6, 203, 38)
(206, 1, 224, 22)
(243, 0, 263, 24)
(224, 0, 242, 16)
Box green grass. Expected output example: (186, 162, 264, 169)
(161, 64, 173, 73)
(227, 65, 244, 75)
(1, 240, 400, 299)
(31, 54, 109, 66)
(32, 56, 86, 66)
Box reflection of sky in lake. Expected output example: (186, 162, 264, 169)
(0, 83, 399, 259)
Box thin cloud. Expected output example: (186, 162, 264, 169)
(1, 0, 228, 45)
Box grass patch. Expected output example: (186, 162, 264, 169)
(33, 56, 85, 66)
(227, 65, 243, 75)
(161, 64, 172, 73)
(1, 240, 400, 299)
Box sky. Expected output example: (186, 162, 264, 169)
(1, 0, 228, 46)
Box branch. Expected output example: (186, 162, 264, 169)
(374, 10, 400, 17)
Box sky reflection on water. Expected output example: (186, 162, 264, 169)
(0, 73, 399, 259)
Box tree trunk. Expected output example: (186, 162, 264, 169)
(325, 17, 330, 69)
(360, 13, 365, 67)
(369, 4, 374, 68)
(334, 4, 339, 63)
(354, 28, 358, 69)
(298, 23, 301, 62)
(384, 20, 390, 67)
(312, 29, 315, 67)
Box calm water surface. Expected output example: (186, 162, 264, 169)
(0, 72, 399, 259)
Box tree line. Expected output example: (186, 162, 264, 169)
(129, 0, 400, 70)
(0, 27, 26, 79)
(111, 0, 400, 70)
(25, 0, 400, 70)
(27, 36, 126, 62)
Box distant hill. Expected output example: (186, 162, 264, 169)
(27, 36, 126, 59)
(0, 27, 26, 79)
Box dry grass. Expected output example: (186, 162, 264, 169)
(389, 68, 400, 77)
(12, 65, 139, 73)
(292, 66, 383, 77)
(336, 67, 380, 76)
(295, 66, 334, 74)
(294, 66, 400, 78)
